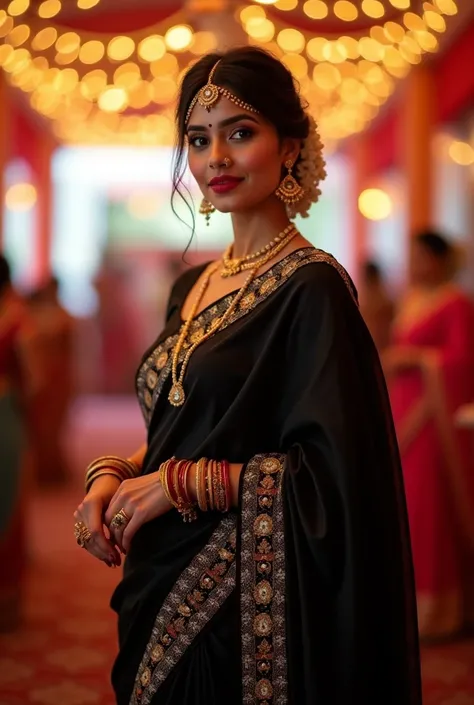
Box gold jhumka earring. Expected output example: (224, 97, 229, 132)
(199, 198, 215, 225)
(275, 160, 305, 205)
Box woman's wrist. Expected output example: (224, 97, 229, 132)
(186, 461, 243, 508)
(87, 473, 121, 496)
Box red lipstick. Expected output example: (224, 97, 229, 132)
(208, 176, 244, 194)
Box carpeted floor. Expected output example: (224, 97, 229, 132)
(0, 396, 473, 705)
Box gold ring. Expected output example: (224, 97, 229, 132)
(110, 508, 130, 531)
(74, 521, 92, 548)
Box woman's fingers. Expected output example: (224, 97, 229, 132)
(74, 500, 121, 566)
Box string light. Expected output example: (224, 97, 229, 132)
(358, 188, 392, 220)
(5, 183, 37, 211)
(32, 27, 58, 51)
(138, 35, 166, 62)
(0, 0, 459, 145)
(7, 0, 30, 17)
(303, 0, 328, 19)
(38, 0, 61, 19)
(107, 36, 135, 61)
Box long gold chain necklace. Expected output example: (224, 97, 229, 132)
(221, 223, 296, 278)
(168, 226, 299, 407)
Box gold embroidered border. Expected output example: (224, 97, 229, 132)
(137, 249, 357, 427)
(130, 514, 237, 705)
(241, 454, 287, 705)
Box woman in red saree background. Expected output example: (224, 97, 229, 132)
(0, 256, 41, 630)
(385, 231, 474, 640)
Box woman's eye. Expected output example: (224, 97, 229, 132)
(188, 135, 208, 148)
(230, 128, 253, 141)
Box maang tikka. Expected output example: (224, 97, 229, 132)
(275, 160, 305, 205)
(185, 60, 260, 124)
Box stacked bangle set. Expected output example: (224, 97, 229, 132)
(85, 454, 231, 522)
(85, 455, 140, 493)
(159, 457, 231, 522)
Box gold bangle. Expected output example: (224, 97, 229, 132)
(197, 458, 208, 511)
(85, 455, 137, 484)
(85, 469, 123, 493)
(160, 460, 178, 509)
(206, 460, 215, 511)
(195, 461, 202, 511)
(126, 459, 141, 476)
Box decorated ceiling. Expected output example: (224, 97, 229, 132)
(0, 0, 464, 147)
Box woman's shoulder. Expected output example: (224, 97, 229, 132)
(170, 262, 210, 297)
(282, 247, 358, 307)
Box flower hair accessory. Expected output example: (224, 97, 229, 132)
(286, 112, 327, 220)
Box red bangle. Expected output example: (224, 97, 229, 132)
(167, 460, 180, 506)
(221, 460, 231, 512)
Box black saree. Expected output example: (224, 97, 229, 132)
(110, 247, 422, 705)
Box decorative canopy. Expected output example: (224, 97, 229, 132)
(0, 0, 463, 147)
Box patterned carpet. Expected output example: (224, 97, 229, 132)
(0, 396, 473, 705)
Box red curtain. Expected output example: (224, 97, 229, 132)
(57, 2, 183, 34)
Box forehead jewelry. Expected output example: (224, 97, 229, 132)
(185, 60, 260, 124)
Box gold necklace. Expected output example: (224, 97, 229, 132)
(221, 223, 296, 278)
(168, 228, 299, 407)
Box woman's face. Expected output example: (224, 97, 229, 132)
(409, 241, 443, 285)
(186, 96, 298, 215)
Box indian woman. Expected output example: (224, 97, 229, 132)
(0, 255, 39, 630)
(385, 230, 474, 641)
(74, 47, 422, 704)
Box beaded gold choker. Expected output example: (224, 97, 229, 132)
(185, 60, 259, 124)
(221, 224, 297, 278)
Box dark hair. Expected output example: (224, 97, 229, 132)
(363, 260, 381, 282)
(171, 46, 309, 248)
(415, 230, 452, 260)
(0, 254, 11, 294)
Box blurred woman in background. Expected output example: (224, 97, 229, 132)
(27, 277, 75, 486)
(385, 231, 474, 640)
(359, 260, 394, 352)
(0, 255, 40, 630)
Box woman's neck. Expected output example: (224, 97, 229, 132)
(230, 200, 293, 258)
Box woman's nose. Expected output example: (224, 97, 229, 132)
(208, 145, 231, 170)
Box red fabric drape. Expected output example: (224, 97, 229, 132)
(56, 3, 182, 34)
(435, 22, 474, 122)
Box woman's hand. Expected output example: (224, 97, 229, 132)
(382, 345, 439, 377)
(105, 472, 172, 554)
(74, 475, 122, 567)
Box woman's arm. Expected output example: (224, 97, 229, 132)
(127, 442, 148, 473)
(382, 344, 439, 378)
(186, 462, 243, 508)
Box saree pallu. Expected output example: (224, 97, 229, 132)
(0, 388, 25, 631)
(110, 249, 421, 705)
(390, 288, 474, 640)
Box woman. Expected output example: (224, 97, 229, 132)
(0, 255, 38, 630)
(359, 260, 394, 352)
(28, 277, 75, 486)
(74, 47, 421, 704)
(385, 231, 474, 641)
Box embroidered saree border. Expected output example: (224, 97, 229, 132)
(137, 248, 357, 427)
(241, 453, 288, 705)
(129, 514, 237, 705)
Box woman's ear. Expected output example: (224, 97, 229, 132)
(280, 137, 301, 167)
